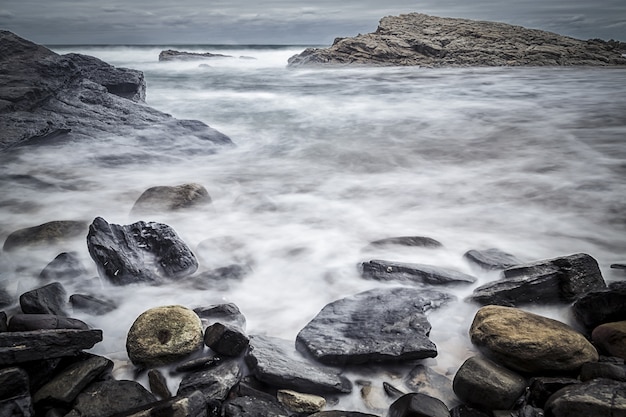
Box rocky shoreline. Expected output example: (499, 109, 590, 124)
(287, 13, 626, 67)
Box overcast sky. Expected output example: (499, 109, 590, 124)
(1, 0, 625, 45)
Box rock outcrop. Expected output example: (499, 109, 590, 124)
(158, 49, 233, 61)
(288, 13, 626, 67)
(0, 30, 232, 150)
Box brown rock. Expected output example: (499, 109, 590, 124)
(592, 321, 626, 360)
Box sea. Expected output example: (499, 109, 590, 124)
(1, 44, 625, 409)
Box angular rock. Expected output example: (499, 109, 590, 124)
(579, 361, 626, 382)
(287, 13, 626, 67)
(3, 221, 87, 252)
(592, 321, 626, 359)
(0, 367, 32, 417)
(573, 287, 626, 332)
(296, 287, 451, 365)
(39, 252, 88, 282)
(277, 389, 326, 413)
(471, 253, 606, 306)
(65, 380, 155, 417)
(126, 305, 203, 367)
(33, 354, 113, 406)
(0, 329, 102, 365)
(361, 260, 476, 285)
(366, 236, 443, 249)
(463, 248, 522, 270)
(545, 378, 626, 417)
(87, 217, 198, 285)
(452, 356, 526, 410)
(130, 183, 212, 216)
(8, 314, 88, 331)
(174, 355, 221, 373)
(469, 305, 598, 373)
(246, 334, 352, 394)
(69, 294, 117, 315)
(0, 31, 232, 151)
(221, 395, 292, 417)
(406, 365, 456, 407)
(0, 311, 7, 331)
(148, 369, 171, 399)
(159, 49, 232, 61)
(204, 322, 249, 357)
(177, 358, 242, 402)
(108, 390, 207, 417)
(388, 393, 450, 417)
(193, 302, 246, 329)
(19, 282, 68, 316)
(526, 377, 580, 408)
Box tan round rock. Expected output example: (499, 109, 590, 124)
(277, 389, 326, 413)
(470, 305, 598, 373)
(592, 321, 626, 360)
(126, 305, 203, 366)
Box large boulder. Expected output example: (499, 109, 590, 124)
(0, 30, 232, 150)
(470, 253, 606, 306)
(287, 13, 626, 67)
(87, 217, 198, 285)
(545, 378, 626, 417)
(572, 287, 626, 332)
(126, 305, 203, 367)
(296, 287, 451, 365)
(469, 305, 598, 373)
(361, 260, 476, 285)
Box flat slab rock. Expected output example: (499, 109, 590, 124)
(245, 334, 352, 394)
(296, 287, 452, 365)
(361, 260, 476, 285)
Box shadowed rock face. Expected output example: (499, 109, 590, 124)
(288, 13, 626, 67)
(0, 30, 233, 150)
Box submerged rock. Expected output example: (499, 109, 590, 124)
(87, 217, 198, 285)
(39, 252, 88, 282)
(2, 220, 87, 252)
(365, 236, 443, 249)
(288, 13, 626, 67)
(130, 183, 212, 216)
(69, 294, 117, 315)
(158, 49, 233, 61)
(361, 260, 476, 285)
(463, 248, 522, 270)
(296, 287, 451, 365)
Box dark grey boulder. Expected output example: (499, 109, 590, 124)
(579, 361, 626, 382)
(545, 378, 626, 417)
(2, 221, 87, 252)
(109, 391, 207, 417)
(245, 334, 352, 394)
(177, 358, 242, 402)
(33, 354, 113, 406)
(365, 236, 443, 249)
(470, 253, 606, 306)
(87, 217, 198, 285)
(174, 355, 221, 373)
(388, 393, 450, 417)
(69, 294, 117, 315)
(361, 260, 476, 285)
(526, 377, 580, 408)
(39, 252, 88, 282)
(193, 302, 247, 329)
(296, 287, 451, 365)
(19, 282, 68, 316)
(463, 248, 522, 270)
(147, 369, 171, 399)
(405, 365, 455, 407)
(572, 287, 626, 332)
(452, 356, 526, 410)
(222, 395, 292, 417)
(65, 380, 156, 417)
(0, 367, 32, 417)
(204, 322, 249, 357)
(130, 183, 212, 216)
(159, 49, 232, 61)
(8, 314, 88, 331)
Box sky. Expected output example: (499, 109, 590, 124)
(1, 0, 625, 45)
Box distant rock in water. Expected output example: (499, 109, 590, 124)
(0, 30, 233, 150)
(288, 13, 626, 67)
(159, 49, 233, 61)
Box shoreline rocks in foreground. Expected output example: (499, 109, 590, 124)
(288, 13, 626, 67)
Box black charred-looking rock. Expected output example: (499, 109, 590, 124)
(245, 334, 352, 394)
(388, 393, 450, 417)
(39, 252, 88, 282)
(177, 358, 242, 402)
(296, 287, 451, 365)
(526, 377, 580, 408)
(194, 302, 247, 329)
(221, 395, 292, 417)
(361, 260, 476, 285)
(365, 236, 443, 249)
(147, 369, 172, 399)
(8, 314, 88, 332)
(87, 217, 198, 285)
(64, 380, 156, 417)
(109, 390, 207, 417)
(0, 329, 102, 365)
(470, 253, 606, 306)
(204, 322, 249, 357)
(159, 49, 233, 61)
(19, 282, 68, 316)
(2, 221, 87, 252)
(572, 287, 626, 332)
(69, 294, 118, 315)
(0, 367, 32, 416)
(545, 378, 626, 417)
(463, 248, 522, 270)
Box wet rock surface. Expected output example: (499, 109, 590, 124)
(130, 183, 212, 216)
(544, 378, 626, 417)
(463, 248, 522, 270)
(361, 260, 476, 285)
(158, 49, 233, 61)
(3, 221, 87, 252)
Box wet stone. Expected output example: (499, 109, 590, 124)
(0, 367, 32, 417)
(388, 393, 450, 417)
(148, 369, 171, 399)
(130, 183, 212, 216)
(64, 380, 155, 417)
(177, 358, 242, 402)
(3, 220, 87, 252)
(204, 322, 249, 357)
(573, 288, 626, 333)
(221, 395, 292, 417)
(193, 302, 246, 329)
(361, 260, 476, 285)
(8, 314, 88, 332)
(545, 378, 626, 417)
(19, 282, 68, 316)
(69, 294, 117, 315)
(365, 236, 443, 249)
(39, 252, 88, 282)
(108, 390, 207, 417)
(463, 248, 522, 270)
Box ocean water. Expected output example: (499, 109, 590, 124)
(1, 45, 626, 409)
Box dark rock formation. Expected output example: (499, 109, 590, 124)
(189, 264, 251, 290)
(245, 334, 352, 394)
(288, 13, 626, 67)
(361, 260, 476, 285)
(405, 365, 456, 407)
(147, 369, 172, 399)
(174, 355, 221, 373)
(579, 361, 626, 382)
(69, 294, 117, 315)
(65, 380, 156, 417)
(388, 393, 450, 417)
(365, 236, 443, 249)
(592, 321, 626, 359)
(544, 378, 626, 417)
(0, 367, 32, 416)
(177, 358, 242, 402)
(221, 395, 292, 417)
(19, 282, 68, 316)
(0, 311, 7, 331)
(470, 253, 606, 306)
(526, 377, 580, 408)
(463, 248, 522, 270)
(158, 49, 233, 61)
(3, 221, 87, 252)
(110, 391, 207, 417)
(296, 287, 451, 365)
(449, 405, 491, 417)
(130, 183, 212, 216)
(87, 217, 198, 285)
(204, 322, 249, 357)
(39, 252, 88, 282)
(8, 314, 88, 332)
(0, 30, 232, 150)
(572, 287, 626, 332)
(193, 302, 247, 329)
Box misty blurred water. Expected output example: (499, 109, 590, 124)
(1, 45, 625, 410)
